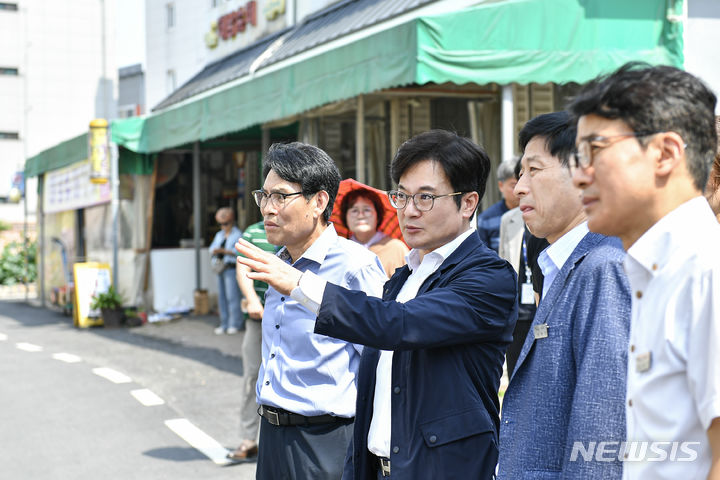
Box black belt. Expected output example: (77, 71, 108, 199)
(258, 405, 352, 426)
(374, 455, 391, 477)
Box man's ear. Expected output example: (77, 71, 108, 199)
(314, 190, 330, 218)
(655, 131, 686, 178)
(462, 191, 480, 219)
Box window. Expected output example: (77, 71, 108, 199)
(0, 3, 19, 11)
(0, 67, 18, 75)
(166, 3, 175, 29)
(166, 70, 176, 94)
(0, 131, 20, 140)
(118, 105, 137, 118)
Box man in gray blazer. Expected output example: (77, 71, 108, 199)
(498, 157, 549, 376)
(497, 111, 632, 479)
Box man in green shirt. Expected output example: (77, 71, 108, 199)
(228, 221, 277, 463)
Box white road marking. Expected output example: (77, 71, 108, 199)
(130, 388, 165, 406)
(16, 342, 43, 352)
(92, 367, 132, 384)
(164, 418, 231, 465)
(52, 352, 82, 363)
(0, 332, 7, 341)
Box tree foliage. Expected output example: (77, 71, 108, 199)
(0, 240, 37, 286)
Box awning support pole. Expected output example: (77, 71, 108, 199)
(356, 95, 365, 183)
(38, 174, 45, 307)
(193, 141, 202, 291)
(110, 142, 119, 289)
(501, 84, 514, 163)
(262, 127, 270, 157)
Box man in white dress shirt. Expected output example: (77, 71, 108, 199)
(571, 62, 720, 480)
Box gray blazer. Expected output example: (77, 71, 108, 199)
(498, 232, 631, 479)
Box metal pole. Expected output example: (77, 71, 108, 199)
(501, 84, 514, 163)
(100, 0, 108, 119)
(22, 3, 29, 302)
(356, 95, 365, 183)
(23, 175, 28, 301)
(261, 126, 270, 158)
(193, 141, 201, 291)
(38, 174, 45, 307)
(110, 140, 119, 288)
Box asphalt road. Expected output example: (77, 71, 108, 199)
(0, 300, 257, 479)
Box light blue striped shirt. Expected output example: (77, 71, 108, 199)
(538, 222, 589, 299)
(256, 224, 386, 417)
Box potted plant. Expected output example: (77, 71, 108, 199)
(90, 286, 125, 327)
(123, 307, 143, 327)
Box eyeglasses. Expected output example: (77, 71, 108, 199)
(347, 206, 375, 217)
(219, 221, 232, 227)
(573, 132, 658, 169)
(387, 190, 465, 212)
(252, 189, 304, 208)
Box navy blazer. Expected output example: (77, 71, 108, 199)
(315, 233, 517, 480)
(498, 233, 631, 479)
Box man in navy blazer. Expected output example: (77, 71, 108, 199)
(236, 130, 518, 479)
(497, 112, 631, 479)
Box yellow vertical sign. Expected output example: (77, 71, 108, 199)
(73, 262, 112, 328)
(89, 118, 110, 184)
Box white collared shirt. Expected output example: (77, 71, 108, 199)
(291, 227, 475, 458)
(367, 227, 474, 457)
(537, 221, 589, 299)
(623, 196, 720, 480)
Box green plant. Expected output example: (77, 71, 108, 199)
(90, 286, 124, 310)
(123, 307, 143, 327)
(0, 240, 37, 286)
(0, 220, 10, 231)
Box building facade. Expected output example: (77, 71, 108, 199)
(26, 0, 712, 313)
(0, 0, 117, 202)
(118, 63, 145, 118)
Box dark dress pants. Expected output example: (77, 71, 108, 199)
(256, 416, 353, 480)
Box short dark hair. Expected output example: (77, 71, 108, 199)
(263, 142, 341, 222)
(513, 156, 522, 180)
(340, 188, 385, 230)
(568, 62, 717, 190)
(391, 130, 491, 211)
(519, 111, 577, 168)
(710, 116, 720, 193)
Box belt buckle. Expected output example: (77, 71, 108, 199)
(263, 406, 281, 426)
(379, 457, 391, 477)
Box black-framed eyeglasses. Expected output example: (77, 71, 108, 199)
(252, 189, 304, 208)
(573, 132, 658, 169)
(219, 221, 232, 227)
(387, 190, 465, 212)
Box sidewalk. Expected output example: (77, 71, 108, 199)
(0, 283, 36, 300)
(133, 312, 245, 361)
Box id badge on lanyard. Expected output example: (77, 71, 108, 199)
(520, 237, 535, 305)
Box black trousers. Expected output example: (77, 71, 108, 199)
(256, 416, 354, 480)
